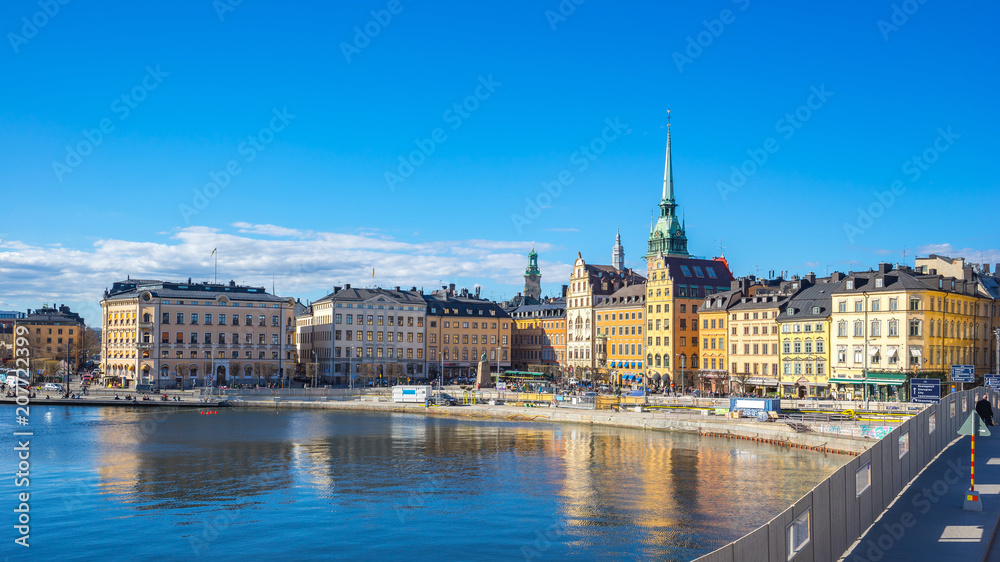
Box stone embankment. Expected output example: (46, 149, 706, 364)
(235, 397, 872, 455)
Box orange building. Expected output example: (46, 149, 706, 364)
(595, 284, 646, 388)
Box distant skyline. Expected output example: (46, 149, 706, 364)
(1, 1, 997, 324)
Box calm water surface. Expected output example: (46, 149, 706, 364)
(1, 406, 844, 561)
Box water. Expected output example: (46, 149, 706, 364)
(1, 406, 844, 561)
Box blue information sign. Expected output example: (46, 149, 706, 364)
(986, 374, 1000, 388)
(910, 378, 941, 404)
(951, 365, 975, 383)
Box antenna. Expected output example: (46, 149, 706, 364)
(717, 239, 726, 257)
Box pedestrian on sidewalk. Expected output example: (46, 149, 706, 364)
(976, 394, 994, 427)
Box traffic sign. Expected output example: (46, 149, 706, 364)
(986, 374, 1000, 388)
(958, 412, 991, 436)
(910, 378, 941, 404)
(952, 365, 975, 383)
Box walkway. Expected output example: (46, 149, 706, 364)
(840, 422, 1000, 562)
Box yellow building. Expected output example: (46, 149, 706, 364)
(101, 279, 296, 389)
(594, 284, 645, 388)
(425, 285, 511, 381)
(697, 289, 742, 393)
(14, 305, 85, 379)
(642, 120, 734, 392)
(776, 274, 836, 398)
(828, 262, 996, 400)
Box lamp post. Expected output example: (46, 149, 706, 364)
(676, 354, 684, 396)
(311, 350, 318, 389)
(863, 291, 869, 411)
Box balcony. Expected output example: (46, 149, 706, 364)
(138, 322, 153, 330)
(136, 342, 153, 350)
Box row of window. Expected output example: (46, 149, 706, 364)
(159, 350, 280, 360)
(334, 314, 423, 328)
(428, 347, 506, 361)
(780, 323, 826, 333)
(732, 343, 780, 355)
(333, 330, 423, 344)
(837, 294, 983, 316)
(599, 311, 642, 321)
(157, 300, 279, 308)
(782, 362, 826, 375)
(333, 347, 423, 359)
(161, 313, 278, 326)
(336, 302, 423, 311)
(160, 332, 280, 345)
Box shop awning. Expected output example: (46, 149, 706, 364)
(868, 346, 880, 357)
(888, 346, 899, 359)
(909, 347, 922, 358)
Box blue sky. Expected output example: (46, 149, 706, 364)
(1, 0, 998, 324)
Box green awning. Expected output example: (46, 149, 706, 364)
(828, 375, 906, 386)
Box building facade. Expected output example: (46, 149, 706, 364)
(14, 305, 84, 378)
(776, 274, 837, 398)
(425, 285, 512, 381)
(594, 284, 646, 388)
(566, 251, 645, 376)
(829, 262, 998, 400)
(510, 298, 566, 372)
(100, 279, 295, 389)
(297, 285, 427, 386)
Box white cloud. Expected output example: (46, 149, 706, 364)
(915, 244, 1000, 265)
(0, 225, 570, 323)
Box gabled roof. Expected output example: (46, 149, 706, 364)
(777, 278, 844, 322)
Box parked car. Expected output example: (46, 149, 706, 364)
(434, 393, 458, 406)
(44, 383, 63, 391)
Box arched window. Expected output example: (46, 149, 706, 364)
(655, 354, 661, 367)
(853, 320, 864, 337)
(691, 354, 698, 369)
(837, 320, 847, 337)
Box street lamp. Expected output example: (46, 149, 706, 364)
(676, 353, 684, 396)
(863, 291, 869, 411)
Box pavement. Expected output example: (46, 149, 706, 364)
(840, 424, 1000, 562)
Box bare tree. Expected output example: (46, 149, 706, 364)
(230, 361, 243, 385)
(732, 371, 751, 395)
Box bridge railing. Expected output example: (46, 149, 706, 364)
(695, 387, 996, 562)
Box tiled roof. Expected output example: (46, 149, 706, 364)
(314, 287, 426, 306)
(596, 283, 646, 308)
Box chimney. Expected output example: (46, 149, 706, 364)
(344, 283, 351, 289)
(830, 271, 844, 282)
(411, 286, 417, 292)
(804, 272, 816, 285)
(561, 284, 569, 297)
(394, 286, 401, 292)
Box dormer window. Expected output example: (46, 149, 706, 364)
(812, 306, 821, 314)
(846, 280, 854, 290)
(875, 278, 883, 288)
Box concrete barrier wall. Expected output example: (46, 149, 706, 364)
(695, 388, 996, 562)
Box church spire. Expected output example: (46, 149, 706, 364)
(662, 109, 674, 202)
(612, 228, 624, 271)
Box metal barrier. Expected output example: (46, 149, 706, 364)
(695, 387, 997, 562)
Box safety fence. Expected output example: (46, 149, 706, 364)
(695, 387, 997, 562)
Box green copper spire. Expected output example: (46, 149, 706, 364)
(646, 111, 689, 258)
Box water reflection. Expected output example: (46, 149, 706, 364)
(16, 407, 843, 560)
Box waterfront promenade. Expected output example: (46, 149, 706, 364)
(841, 421, 1000, 561)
